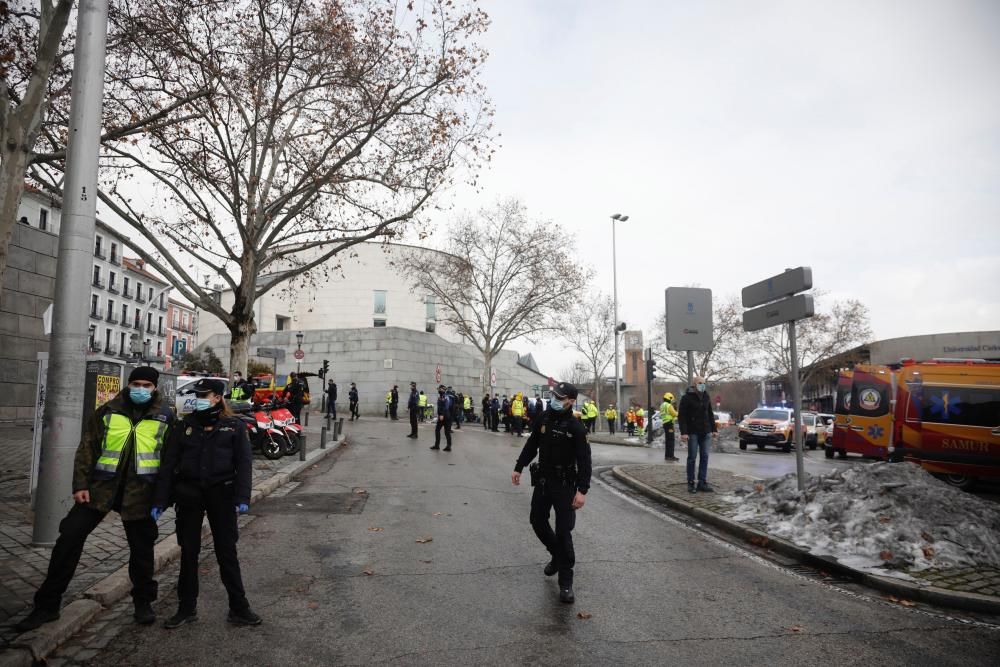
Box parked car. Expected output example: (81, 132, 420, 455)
(802, 412, 822, 450)
(738, 407, 807, 453)
(714, 411, 734, 429)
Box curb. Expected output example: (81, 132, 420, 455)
(7, 435, 347, 661)
(611, 465, 1000, 615)
(589, 436, 648, 448)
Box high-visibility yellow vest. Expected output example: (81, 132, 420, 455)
(385, 391, 392, 404)
(511, 399, 524, 417)
(604, 408, 617, 420)
(586, 403, 599, 419)
(660, 401, 677, 423)
(231, 385, 247, 401)
(463, 396, 471, 410)
(418, 394, 428, 407)
(94, 409, 171, 479)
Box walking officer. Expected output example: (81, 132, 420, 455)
(15, 367, 173, 632)
(406, 382, 420, 438)
(151, 378, 261, 628)
(510, 382, 592, 604)
(660, 392, 679, 461)
(429, 384, 453, 452)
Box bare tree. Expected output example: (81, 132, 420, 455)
(31, 0, 493, 373)
(2, 0, 210, 291)
(560, 362, 591, 389)
(648, 294, 755, 384)
(754, 295, 873, 388)
(560, 293, 614, 408)
(405, 198, 590, 390)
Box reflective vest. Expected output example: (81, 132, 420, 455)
(385, 391, 392, 404)
(626, 411, 636, 423)
(463, 396, 471, 410)
(511, 399, 524, 417)
(660, 401, 677, 423)
(586, 403, 599, 419)
(94, 407, 171, 479)
(231, 384, 247, 401)
(604, 408, 617, 421)
(418, 394, 428, 407)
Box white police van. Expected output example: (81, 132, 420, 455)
(174, 375, 231, 415)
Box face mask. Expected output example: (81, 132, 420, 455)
(549, 396, 565, 411)
(194, 398, 213, 412)
(697, 383, 706, 392)
(130, 387, 152, 404)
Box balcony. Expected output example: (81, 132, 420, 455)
(94, 248, 106, 260)
(105, 344, 118, 355)
(133, 320, 141, 330)
(89, 341, 102, 353)
(89, 308, 103, 320)
(157, 327, 166, 336)
(108, 284, 119, 295)
(92, 278, 105, 289)
(159, 302, 169, 312)
(109, 254, 120, 266)
(122, 289, 133, 300)
(105, 313, 119, 324)
(136, 294, 146, 304)
(146, 325, 156, 334)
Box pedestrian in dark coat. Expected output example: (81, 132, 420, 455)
(152, 378, 261, 628)
(430, 384, 453, 451)
(406, 382, 420, 438)
(390, 385, 400, 420)
(349, 383, 360, 420)
(678, 376, 718, 494)
(325, 379, 337, 419)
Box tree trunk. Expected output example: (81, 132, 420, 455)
(482, 350, 494, 394)
(228, 315, 256, 377)
(0, 155, 30, 289)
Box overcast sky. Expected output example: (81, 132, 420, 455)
(424, 0, 1000, 379)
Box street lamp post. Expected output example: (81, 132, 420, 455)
(296, 331, 304, 373)
(610, 213, 629, 432)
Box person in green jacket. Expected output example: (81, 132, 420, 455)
(16, 367, 174, 632)
(660, 392, 679, 461)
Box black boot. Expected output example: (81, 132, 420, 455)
(134, 601, 156, 625)
(543, 560, 557, 577)
(697, 482, 715, 493)
(227, 607, 262, 626)
(164, 607, 198, 629)
(14, 606, 60, 633)
(559, 586, 575, 603)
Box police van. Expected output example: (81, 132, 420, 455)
(174, 375, 231, 415)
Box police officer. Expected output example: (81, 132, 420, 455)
(349, 382, 360, 420)
(390, 385, 400, 420)
(481, 394, 492, 430)
(228, 371, 253, 403)
(660, 392, 679, 461)
(490, 394, 500, 432)
(406, 382, 420, 438)
(152, 379, 261, 628)
(430, 384, 453, 451)
(283, 372, 305, 424)
(325, 378, 338, 419)
(15, 367, 173, 632)
(511, 382, 592, 604)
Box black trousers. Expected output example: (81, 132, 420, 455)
(529, 483, 577, 587)
(490, 410, 499, 431)
(174, 482, 249, 613)
(290, 403, 303, 424)
(35, 504, 157, 610)
(390, 404, 398, 419)
(434, 419, 453, 448)
(512, 416, 523, 436)
(607, 418, 615, 435)
(664, 422, 676, 459)
(409, 409, 419, 437)
(350, 401, 359, 420)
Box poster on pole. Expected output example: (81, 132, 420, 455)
(82, 360, 123, 413)
(29, 353, 49, 508)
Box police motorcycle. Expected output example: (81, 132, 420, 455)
(232, 400, 289, 460)
(266, 398, 302, 456)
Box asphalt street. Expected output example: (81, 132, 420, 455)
(90, 418, 999, 666)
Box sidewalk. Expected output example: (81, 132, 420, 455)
(613, 462, 1000, 614)
(0, 416, 342, 654)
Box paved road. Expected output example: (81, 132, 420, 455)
(83, 419, 998, 665)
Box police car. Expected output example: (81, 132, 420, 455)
(174, 375, 231, 415)
(738, 407, 807, 453)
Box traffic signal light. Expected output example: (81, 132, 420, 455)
(646, 358, 657, 381)
(319, 359, 329, 379)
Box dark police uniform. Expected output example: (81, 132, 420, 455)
(430, 385, 453, 451)
(514, 383, 592, 601)
(407, 385, 420, 438)
(154, 381, 254, 620)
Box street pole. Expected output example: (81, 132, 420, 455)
(33, 0, 110, 545)
(612, 219, 621, 424)
(645, 348, 653, 445)
(789, 320, 805, 491)
(686, 350, 694, 388)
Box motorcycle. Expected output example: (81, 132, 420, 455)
(243, 401, 289, 460)
(264, 399, 302, 456)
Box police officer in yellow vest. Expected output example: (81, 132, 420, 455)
(16, 367, 174, 632)
(418, 390, 429, 421)
(604, 405, 618, 434)
(511, 392, 526, 437)
(585, 400, 599, 434)
(660, 392, 679, 461)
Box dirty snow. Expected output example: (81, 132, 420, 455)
(723, 462, 1000, 579)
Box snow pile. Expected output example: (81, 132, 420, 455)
(724, 462, 1000, 576)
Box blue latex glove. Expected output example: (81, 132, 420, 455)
(150, 507, 164, 521)
(236, 503, 249, 514)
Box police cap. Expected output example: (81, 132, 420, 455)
(191, 378, 226, 396)
(551, 382, 578, 400)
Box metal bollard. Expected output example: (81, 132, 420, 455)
(320, 426, 327, 449)
(299, 433, 307, 461)
(336, 417, 344, 439)
(304, 411, 309, 426)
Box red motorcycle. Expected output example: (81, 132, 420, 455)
(243, 402, 290, 460)
(263, 399, 302, 456)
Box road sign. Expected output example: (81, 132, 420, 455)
(435, 365, 442, 384)
(257, 347, 285, 361)
(665, 287, 713, 352)
(293, 349, 305, 361)
(741, 267, 812, 308)
(742, 294, 815, 332)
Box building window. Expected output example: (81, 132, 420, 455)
(147, 312, 153, 332)
(39, 209, 48, 231)
(276, 315, 290, 331)
(94, 236, 103, 256)
(107, 299, 114, 320)
(425, 321, 436, 333)
(181, 312, 187, 328)
(425, 296, 436, 321)
(136, 281, 143, 300)
(173, 311, 179, 327)
(156, 342, 163, 357)
(148, 287, 154, 301)
(157, 315, 163, 334)
(373, 290, 387, 315)
(105, 328, 112, 348)
(92, 266, 101, 287)
(110, 242, 118, 264)
(120, 331, 126, 354)
(121, 303, 128, 323)
(134, 307, 141, 328)
(123, 276, 129, 298)
(108, 271, 116, 290)
(91, 294, 99, 315)
(374, 318, 387, 327)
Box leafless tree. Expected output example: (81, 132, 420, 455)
(560, 293, 614, 408)
(648, 294, 755, 384)
(754, 294, 872, 388)
(1, 0, 210, 291)
(405, 198, 590, 390)
(31, 0, 493, 374)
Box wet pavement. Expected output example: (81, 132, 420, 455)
(41, 418, 1000, 665)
